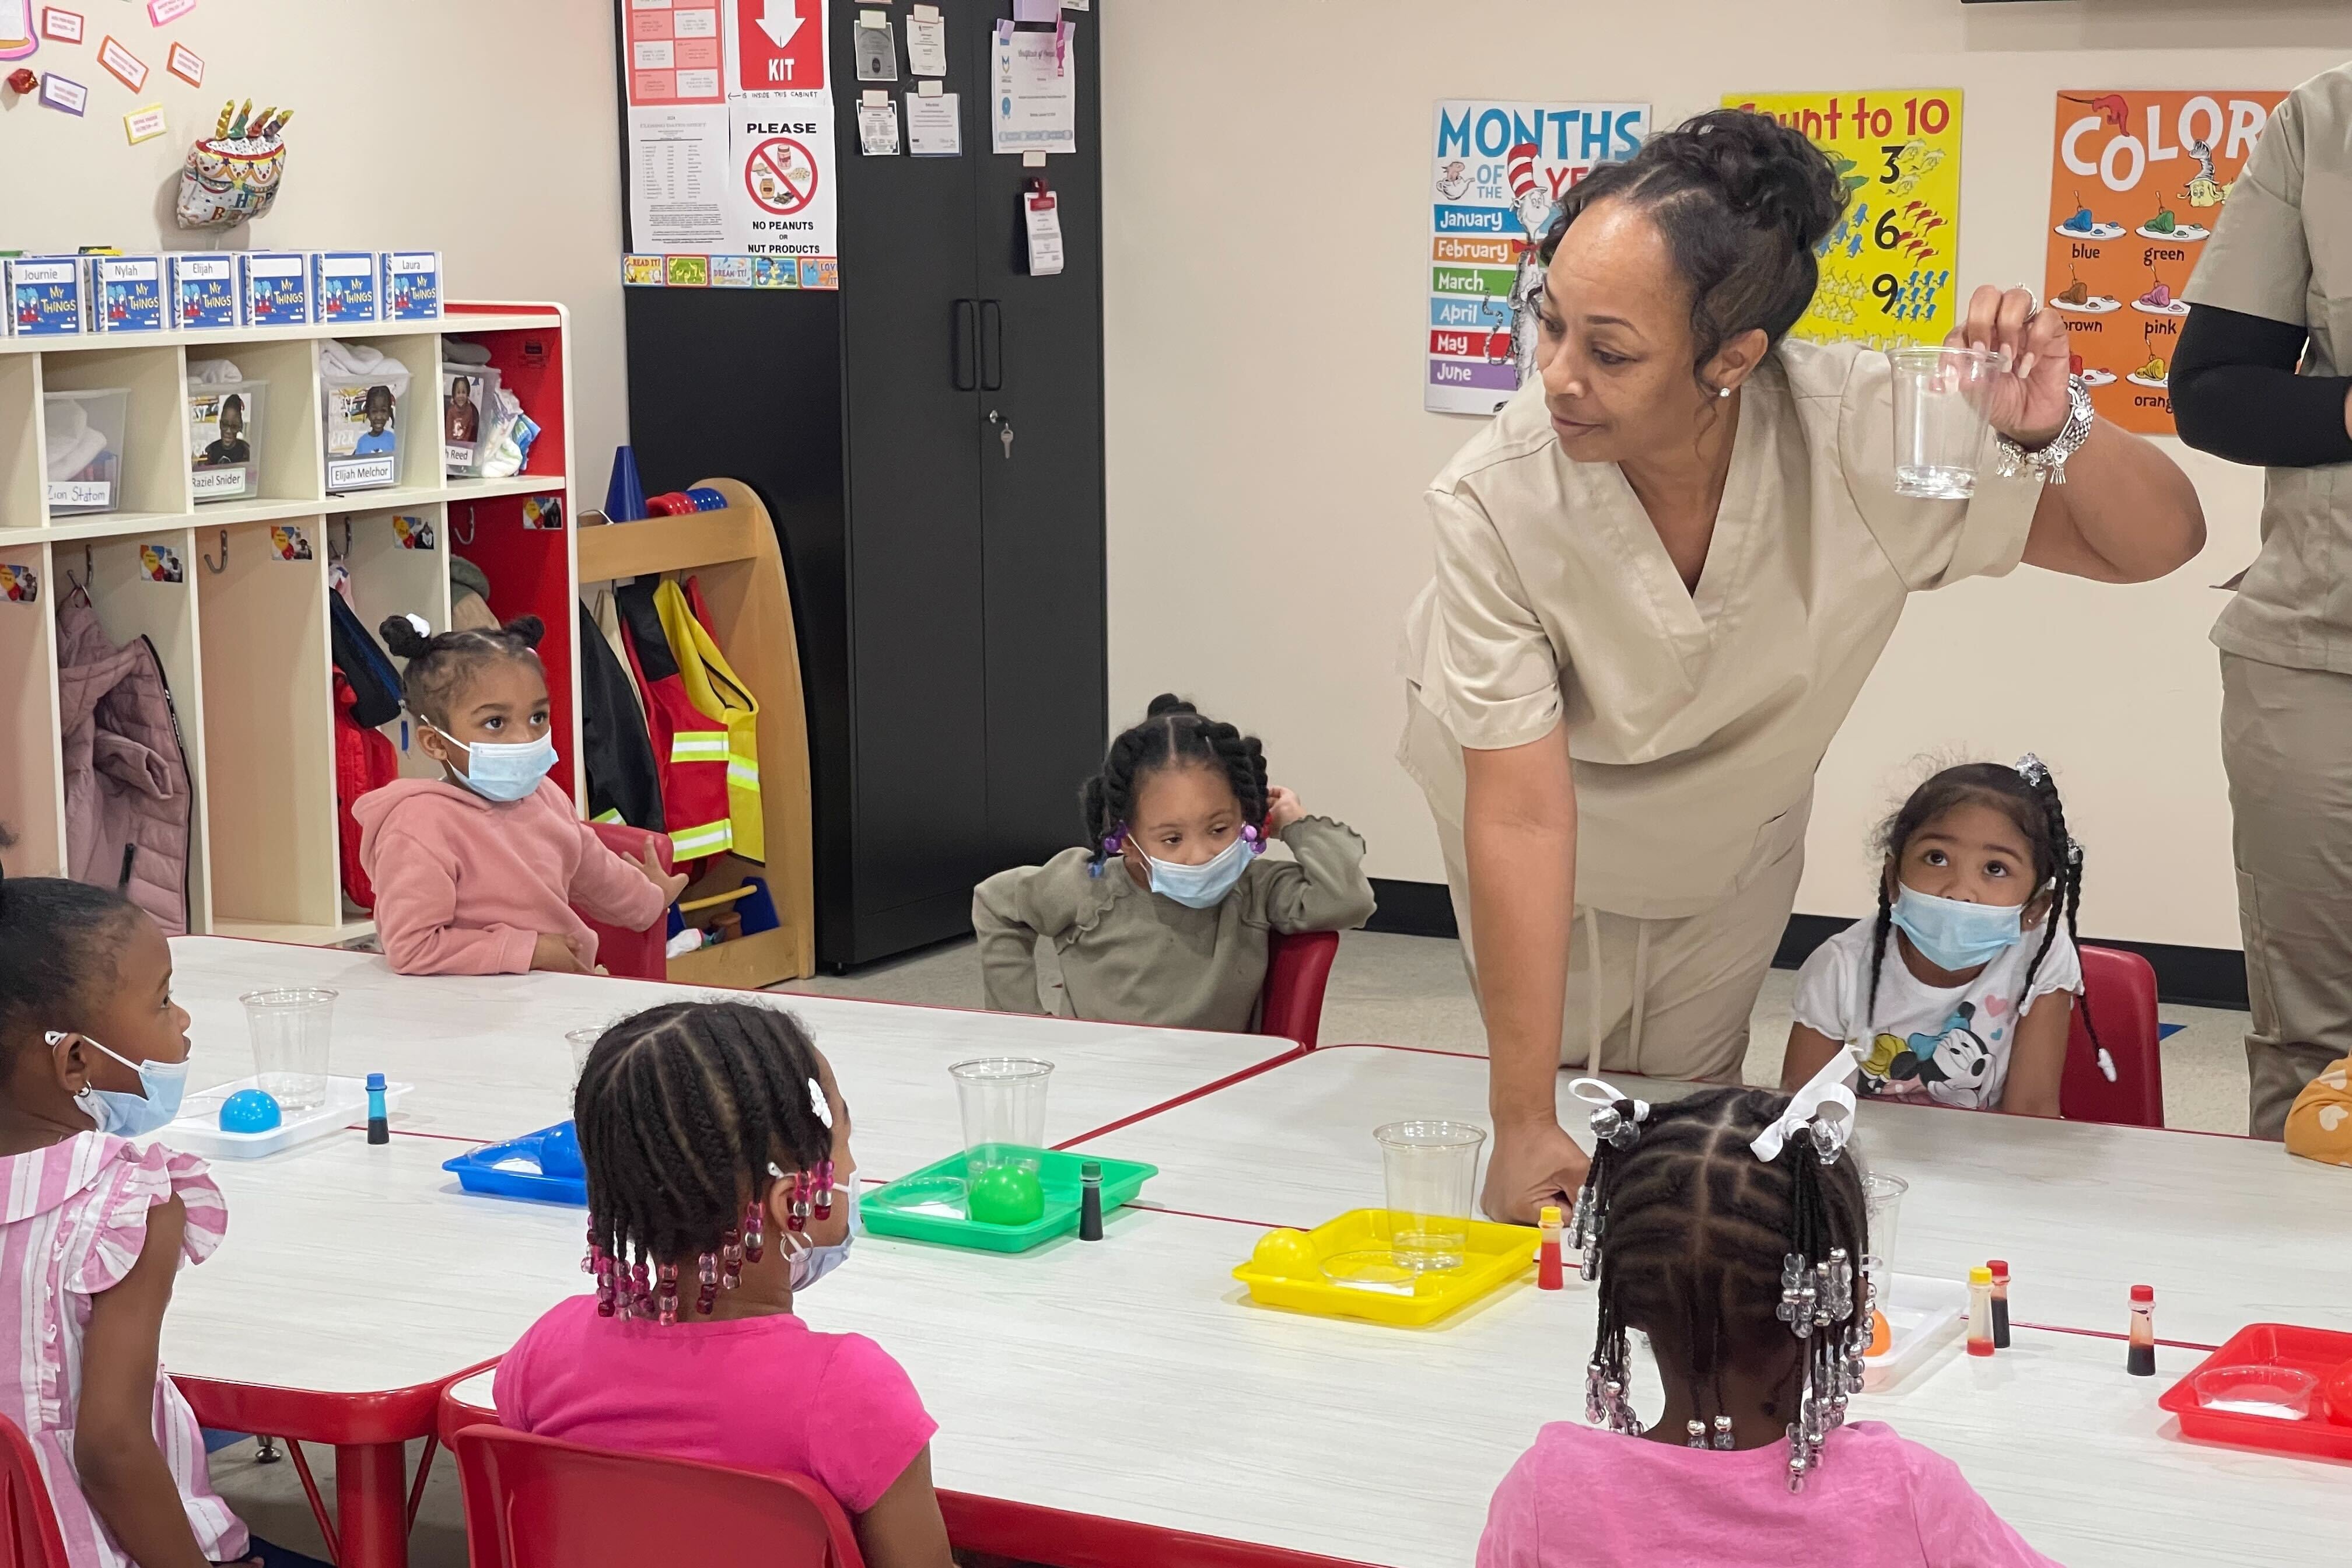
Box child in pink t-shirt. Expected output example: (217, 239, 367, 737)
(495, 1001, 951, 1568)
(1478, 1077, 2063, 1568)
(356, 615, 684, 978)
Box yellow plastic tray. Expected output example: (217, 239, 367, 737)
(1233, 1209, 1540, 1326)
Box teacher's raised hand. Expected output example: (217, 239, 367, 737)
(1948, 282, 2073, 447)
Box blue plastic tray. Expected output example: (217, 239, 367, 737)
(443, 1121, 586, 1205)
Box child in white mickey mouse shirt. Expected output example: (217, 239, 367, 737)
(1780, 759, 2088, 1117)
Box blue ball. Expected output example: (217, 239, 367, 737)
(538, 1121, 584, 1180)
(219, 1089, 282, 1133)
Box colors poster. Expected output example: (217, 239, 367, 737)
(1426, 99, 1650, 417)
(2043, 89, 2288, 435)
(1724, 89, 1964, 353)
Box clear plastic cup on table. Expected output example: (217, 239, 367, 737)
(950, 1057, 1054, 1178)
(566, 1027, 602, 1084)
(1861, 1170, 1908, 1275)
(240, 988, 337, 1112)
(1375, 1119, 1488, 1271)
(1889, 345, 2003, 499)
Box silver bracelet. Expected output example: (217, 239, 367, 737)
(1994, 373, 2094, 486)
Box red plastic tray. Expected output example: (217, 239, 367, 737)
(2155, 1323, 2352, 1462)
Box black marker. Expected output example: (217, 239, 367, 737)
(1077, 1159, 1103, 1241)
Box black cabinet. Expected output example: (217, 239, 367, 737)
(621, 1, 1105, 970)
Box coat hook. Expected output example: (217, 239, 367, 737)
(338, 519, 354, 560)
(451, 505, 477, 547)
(85, 544, 93, 583)
(202, 530, 228, 573)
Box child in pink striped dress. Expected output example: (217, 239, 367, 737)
(0, 848, 314, 1567)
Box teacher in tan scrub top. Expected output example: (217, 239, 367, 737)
(1397, 111, 2208, 1223)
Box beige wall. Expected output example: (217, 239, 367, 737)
(1100, 2, 2352, 951)
(5, 0, 626, 470)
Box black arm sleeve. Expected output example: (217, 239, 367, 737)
(2171, 303, 2352, 468)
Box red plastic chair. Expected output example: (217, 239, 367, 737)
(1259, 930, 1340, 1048)
(578, 821, 672, 982)
(2060, 944, 2165, 1128)
(453, 1425, 864, 1568)
(0, 1413, 68, 1568)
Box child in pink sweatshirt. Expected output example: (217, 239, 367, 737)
(356, 614, 685, 976)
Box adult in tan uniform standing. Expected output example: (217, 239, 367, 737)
(2175, 64, 2352, 1139)
(1397, 112, 2208, 1223)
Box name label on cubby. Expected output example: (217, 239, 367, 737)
(326, 455, 396, 491)
(170, 253, 237, 329)
(48, 480, 113, 508)
(191, 466, 254, 501)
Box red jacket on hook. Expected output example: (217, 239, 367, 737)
(616, 578, 734, 867)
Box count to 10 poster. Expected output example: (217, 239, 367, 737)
(1426, 99, 1650, 417)
(2042, 90, 2288, 436)
(1724, 90, 1964, 352)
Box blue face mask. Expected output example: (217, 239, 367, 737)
(789, 1182, 859, 1291)
(51, 1032, 192, 1139)
(1141, 834, 1253, 909)
(432, 724, 558, 804)
(1889, 885, 2025, 972)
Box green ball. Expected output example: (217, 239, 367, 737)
(967, 1165, 1046, 1226)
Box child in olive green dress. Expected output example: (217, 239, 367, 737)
(972, 695, 1376, 1031)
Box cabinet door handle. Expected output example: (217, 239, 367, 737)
(953, 299, 978, 391)
(980, 300, 1003, 391)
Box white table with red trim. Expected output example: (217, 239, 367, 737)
(158, 936, 1298, 1568)
(1079, 1041, 2352, 1349)
(155, 940, 2343, 1568)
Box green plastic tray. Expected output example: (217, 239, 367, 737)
(860, 1147, 1158, 1254)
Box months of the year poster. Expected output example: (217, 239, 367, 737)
(1725, 89, 1963, 352)
(2042, 89, 2287, 435)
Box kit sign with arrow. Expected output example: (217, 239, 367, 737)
(738, 0, 824, 92)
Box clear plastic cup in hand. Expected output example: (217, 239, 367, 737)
(240, 988, 337, 1112)
(1889, 345, 2004, 499)
(1375, 1119, 1487, 1271)
(950, 1057, 1053, 1179)
(1861, 1170, 1908, 1276)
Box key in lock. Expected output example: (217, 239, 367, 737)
(989, 409, 1015, 458)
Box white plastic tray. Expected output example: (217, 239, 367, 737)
(165, 1074, 413, 1160)
(1864, 1271, 1967, 1389)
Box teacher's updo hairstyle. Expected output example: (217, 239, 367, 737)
(1539, 108, 1847, 392)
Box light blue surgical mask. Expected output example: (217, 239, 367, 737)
(430, 724, 558, 804)
(51, 1031, 192, 1139)
(788, 1182, 859, 1291)
(1141, 834, 1252, 909)
(1889, 886, 2025, 972)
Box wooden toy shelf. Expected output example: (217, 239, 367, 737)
(575, 481, 817, 988)
(1, 304, 814, 983)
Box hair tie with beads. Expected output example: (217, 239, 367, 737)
(2012, 752, 2049, 788)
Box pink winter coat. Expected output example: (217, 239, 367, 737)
(353, 777, 667, 975)
(56, 601, 194, 935)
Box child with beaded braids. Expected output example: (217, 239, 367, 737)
(495, 1000, 952, 1568)
(1478, 1073, 2059, 1567)
(973, 695, 1376, 1030)
(355, 614, 685, 976)
(1779, 757, 2092, 1117)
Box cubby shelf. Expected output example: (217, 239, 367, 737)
(2, 303, 817, 984)
(0, 302, 584, 947)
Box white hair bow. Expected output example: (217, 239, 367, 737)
(1752, 1048, 1858, 1165)
(1567, 1077, 1649, 1149)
